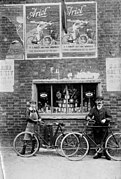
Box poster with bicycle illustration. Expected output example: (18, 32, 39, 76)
(25, 3, 61, 59)
(62, 2, 97, 58)
(0, 5, 24, 60)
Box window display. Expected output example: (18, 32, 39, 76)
(37, 83, 97, 114)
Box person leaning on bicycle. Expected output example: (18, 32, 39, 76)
(85, 96, 112, 160)
(20, 100, 43, 155)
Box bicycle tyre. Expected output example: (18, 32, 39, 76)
(55, 132, 69, 156)
(62, 34, 71, 44)
(79, 34, 88, 45)
(26, 36, 35, 46)
(43, 36, 52, 46)
(26, 33, 39, 46)
(105, 132, 121, 161)
(61, 132, 89, 161)
(13, 131, 39, 157)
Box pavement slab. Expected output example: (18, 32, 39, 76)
(0, 147, 121, 179)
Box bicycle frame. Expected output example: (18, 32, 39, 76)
(83, 124, 121, 158)
(35, 123, 65, 148)
(61, 120, 121, 161)
(82, 121, 111, 152)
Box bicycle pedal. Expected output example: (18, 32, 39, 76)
(42, 144, 48, 148)
(32, 42, 38, 44)
(47, 145, 52, 149)
(67, 39, 73, 43)
(50, 145, 55, 149)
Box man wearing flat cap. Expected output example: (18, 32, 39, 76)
(86, 96, 112, 160)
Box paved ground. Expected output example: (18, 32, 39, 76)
(0, 147, 121, 179)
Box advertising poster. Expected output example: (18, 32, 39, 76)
(25, 3, 61, 59)
(61, 2, 97, 58)
(0, 60, 14, 92)
(106, 58, 121, 91)
(0, 5, 24, 60)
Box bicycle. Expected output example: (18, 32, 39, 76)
(27, 33, 53, 46)
(62, 20, 94, 45)
(13, 121, 68, 157)
(62, 31, 89, 45)
(26, 21, 59, 46)
(61, 119, 121, 161)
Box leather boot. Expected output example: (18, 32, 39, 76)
(20, 145, 26, 155)
(93, 153, 102, 159)
(31, 140, 36, 154)
(103, 150, 111, 160)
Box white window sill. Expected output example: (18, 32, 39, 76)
(40, 113, 88, 119)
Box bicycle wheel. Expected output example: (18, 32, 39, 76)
(43, 36, 52, 46)
(55, 132, 68, 156)
(13, 131, 39, 157)
(61, 132, 89, 161)
(105, 132, 121, 161)
(26, 33, 39, 46)
(62, 34, 71, 44)
(26, 36, 35, 45)
(79, 34, 88, 45)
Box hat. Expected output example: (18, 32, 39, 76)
(30, 100, 36, 104)
(95, 96, 104, 101)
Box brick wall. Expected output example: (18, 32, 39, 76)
(0, 0, 121, 146)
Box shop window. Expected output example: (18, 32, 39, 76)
(37, 83, 97, 114)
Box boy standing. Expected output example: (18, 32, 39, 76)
(21, 100, 42, 155)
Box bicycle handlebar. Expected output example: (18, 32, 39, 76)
(53, 122, 65, 127)
(30, 21, 52, 25)
(86, 119, 95, 126)
(37, 120, 65, 127)
(85, 119, 111, 128)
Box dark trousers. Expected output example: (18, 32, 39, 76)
(93, 123, 110, 158)
(93, 125, 108, 145)
(43, 125, 53, 145)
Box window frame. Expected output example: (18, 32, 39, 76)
(32, 79, 101, 119)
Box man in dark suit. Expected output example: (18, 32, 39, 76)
(86, 96, 112, 160)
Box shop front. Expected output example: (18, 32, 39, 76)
(32, 79, 101, 119)
(0, 0, 121, 147)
